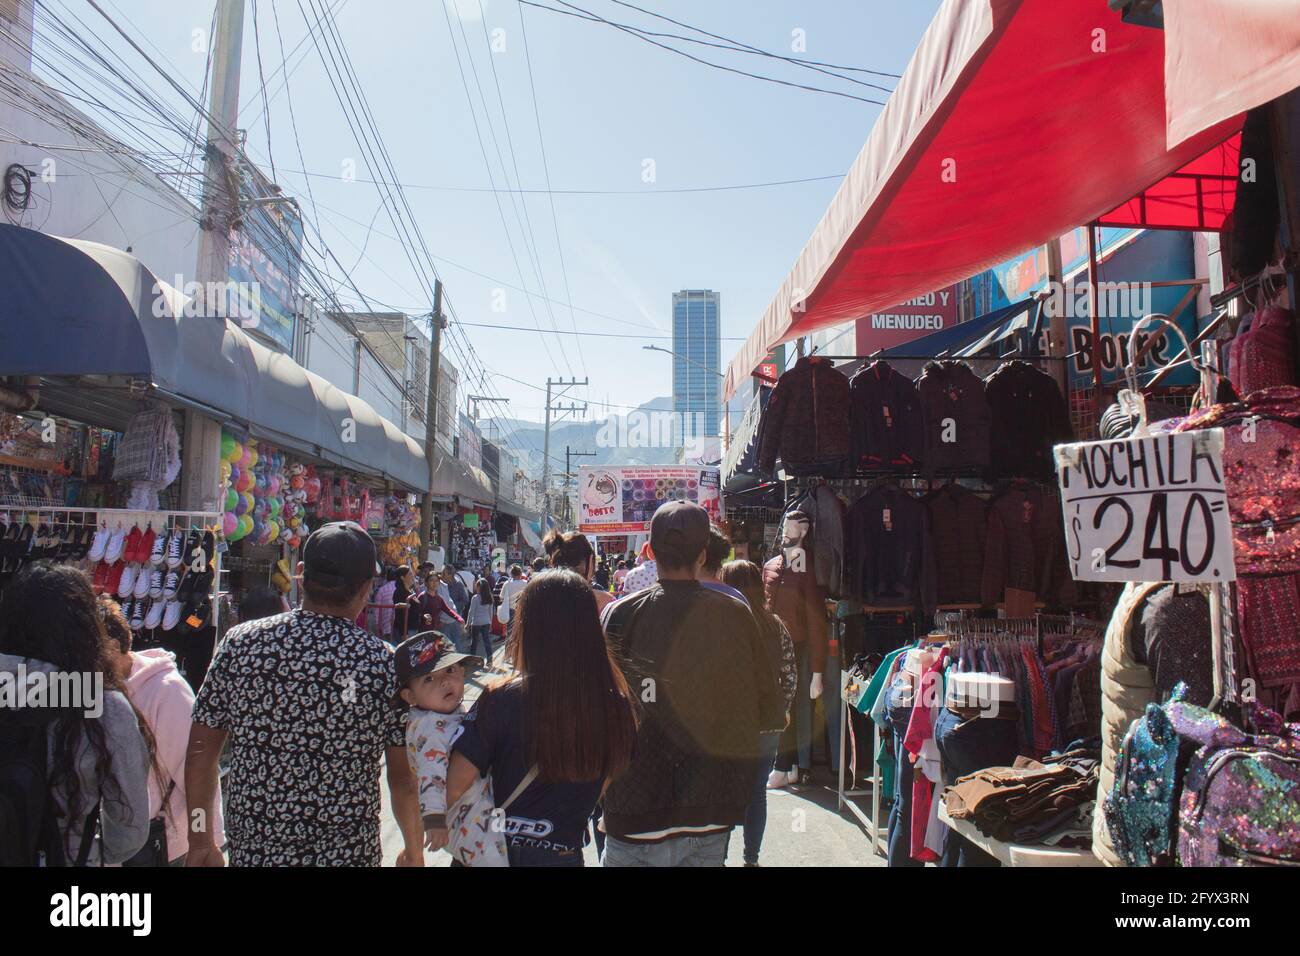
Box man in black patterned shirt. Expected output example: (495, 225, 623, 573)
(185, 522, 424, 867)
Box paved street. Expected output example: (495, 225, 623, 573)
(378, 643, 887, 868)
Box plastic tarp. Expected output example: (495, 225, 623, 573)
(723, 0, 1245, 401)
(0, 224, 429, 491)
(880, 298, 1034, 360)
(1164, 0, 1300, 149)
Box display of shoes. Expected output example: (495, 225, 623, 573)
(134, 526, 156, 565)
(117, 562, 138, 599)
(162, 569, 181, 600)
(162, 600, 182, 631)
(88, 524, 109, 562)
(132, 563, 150, 600)
(105, 526, 127, 564)
(165, 530, 184, 569)
(149, 529, 167, 566)
(147, 568, 164, 600)
(144, 599, 164, 630)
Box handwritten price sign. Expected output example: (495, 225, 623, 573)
(1054, 429, 1235, 583)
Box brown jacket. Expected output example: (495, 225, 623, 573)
(763, 552, 828, 672)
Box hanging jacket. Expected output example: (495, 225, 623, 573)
(981, 483, 1076, 608)
(844, 485, 936, 614)
(754, 356, 852, 476)
(984, 361, 1073, 481)
(782, 485, 846, 597)
(848, 361, 925, 471)
(922, 484, 987, 606)
(916, 360, 991, 473)
(763, 552, 829, 672)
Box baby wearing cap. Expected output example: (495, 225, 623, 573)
(394, 632, 481, 855)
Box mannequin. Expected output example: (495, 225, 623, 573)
(763, 511, 828, 788)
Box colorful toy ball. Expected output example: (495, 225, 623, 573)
(225, 488, 238, 512)
(223, 511, 238, 536)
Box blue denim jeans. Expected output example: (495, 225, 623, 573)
(933, 707, 1019, 867)
(602, 831, 729, 867)
(743, 732, 782, 865)
(439, 619, 465, 654)
(468, 624, 493, 661)
(885, 704, 924, 868)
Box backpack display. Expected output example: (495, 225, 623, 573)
(1103, 694, 1184, 867)
(1227, 307, 1296, 396)
(1168, 696, 1300, 867)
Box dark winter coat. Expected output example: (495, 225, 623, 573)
(848, 361, 925, 471)
(755, 357, 852, 476)
(985, 361, 1073, 480)
(916, 360, 992, 473)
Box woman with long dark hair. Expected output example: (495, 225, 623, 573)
(542, 529, 613, 612)
(446, 568, 637, 866)
(465, 577, 495, 666)
(719, 559, 797, 867)
(0, 563, 150, 865)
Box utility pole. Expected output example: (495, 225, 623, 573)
(196, 0, 245, 295)
(541, 377, 588, 528)
(419, 280, 445, 556)
(565, 446, 595, 529)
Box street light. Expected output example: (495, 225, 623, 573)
(641, 344, 729, 454)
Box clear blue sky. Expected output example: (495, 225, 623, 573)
(51, 0, 940, 424)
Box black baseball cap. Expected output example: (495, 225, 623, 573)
(650, 500, 711, 569)
(301, 521, 379, 588)
(394, 631, 482, 688)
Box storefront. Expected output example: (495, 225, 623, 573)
(723, 0, 1300, 868)
(0, 223, 429, 677)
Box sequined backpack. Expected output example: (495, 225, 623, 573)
(1103, 691, 1185, 867)
(1167, 696, 1300, 867)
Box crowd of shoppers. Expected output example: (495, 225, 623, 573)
(0, 498, 799, 868)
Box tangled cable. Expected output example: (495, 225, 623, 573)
(2, 163, 34, 217)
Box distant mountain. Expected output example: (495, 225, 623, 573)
(482, 395, 708, 476)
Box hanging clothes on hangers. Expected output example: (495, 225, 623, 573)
(755, 356, 852, 476)
(984, 361, 1073, 481)
(844, 483, 936, 614)
(916, 360, 991, 474)
(848, 360, 925, 471)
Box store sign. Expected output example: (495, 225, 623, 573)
(1054, 429, 1235, 583)
(855, 285, 959, 354)
(228, 163, 303, 353)
(753, 344, 785, 383)
(463, 512, 479, 529)
(578, 465, 721, 534)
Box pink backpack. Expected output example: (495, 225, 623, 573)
(1228, 307, 1296, 396)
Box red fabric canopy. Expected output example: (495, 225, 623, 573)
(1097, 133, 1240, 231)
(724, 0, 1246, 400)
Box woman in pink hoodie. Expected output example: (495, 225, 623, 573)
(99, 597, 226, 865)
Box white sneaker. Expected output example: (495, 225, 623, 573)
(165, 531, 184, 569)
(88, 526, 109, 562)
(118, 563, 138, 599)
(132, 563, 150, 600)
(149, 530, 167, 566)
(162, 600, 182, 631)
(105, 526, 127, 564)
(144, 599, 164, 630)
(147, 568, 164, 600)
(766, 769, 791, 790)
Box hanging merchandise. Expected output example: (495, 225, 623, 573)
(984, 361, 1073, 481)
(113, 403, 182, 511)
(755, 356, 852, 477)
(923, 483, 987, 607)
(1227, 306, 1296, 394)
(916, 360, 992, 474)
(848, 360, 925, 472)
(844, 483, 935, 614)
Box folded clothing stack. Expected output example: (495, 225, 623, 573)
(943, 750, 1099, 844)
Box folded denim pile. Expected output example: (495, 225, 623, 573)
(943, 746, 1099, 845)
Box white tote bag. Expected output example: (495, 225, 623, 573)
(445, 766, 538, 867)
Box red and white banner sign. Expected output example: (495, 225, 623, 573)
(855, 285, 958, 354)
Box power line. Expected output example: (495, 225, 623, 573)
(520, 0, 888, 105)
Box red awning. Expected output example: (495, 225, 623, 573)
(1096, 133, 1240, 231)
(1164, 0, 1300, 149)
(724, 0, 1251, 400)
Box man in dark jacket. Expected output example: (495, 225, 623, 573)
(601, 501, 781, 866)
